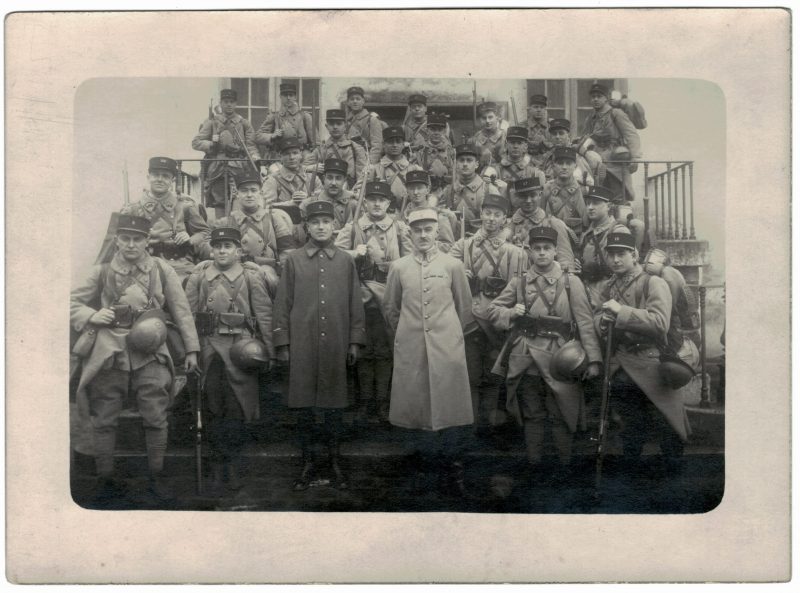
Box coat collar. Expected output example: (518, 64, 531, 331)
(587, 215, 618, 236)
(110, 251, 154, 275)
(215, 113, 243, 125)
(233, 208, 268, 223)
(527, 261, 563, 284)
(500, 154, 530, 168)
(324, 189, 353, 205)
(511, 207, 546, 225)
(280, 105, 300, 116)
(204, 262, 244, 283)
(347, 109, 370, 122)
(141, 190, 178, 211)
(612, 263, 645, 288)
(412, 244, 440, 264)
(477, 128, 503, 143)
(278, 166, 303, 181)
(455, 175, 484, 192)
(471, 228, 505, 249)
(551, 178, 580, 194)
(305, 241, 338, 259)
(380, 155, 409, 168)
(359, 214, 393, 231)
(327, 137, 354, 148)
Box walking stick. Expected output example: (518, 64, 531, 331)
(594, 317, 615, 495)
(192, 370, 204, 495)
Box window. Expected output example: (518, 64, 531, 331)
(230, 78, 270, 127)
(526, 79, 567, 123)
(575, 78, 616, 132)
(279, 77, 321, 140)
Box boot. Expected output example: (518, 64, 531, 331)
(293, 451, 315, 491)
(147, 471, 174, 502)
(92, 475, 127, 504)
(207, 461, 225, 497)
(329, 437, 349, 490)
(448, 460, 471, 499)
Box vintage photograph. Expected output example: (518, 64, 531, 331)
(69, 75, 726, 514)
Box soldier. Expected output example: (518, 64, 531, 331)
(403, 93, 430, 149)
(449, 193, 525, 438)
(336, 181, 412, 423)
(495, 126, 546, 202)
(306, 109, 368, 189)
(192, 89, 260, 217)
(184, 227, 274, 496)
(581, 81, 642, 200)
(541, 118, 601, 189)
(262, 137, 313, 206)
(574, 186, 630, 309)
(471, 101, 507, 168)
(595, 232, 691, 472)
(121, 156, 211, 281)
(503, 177, 574, 271)
(215, 170, 296, 299)
(273, 201, 366, 490)
(367, 125, 422, 209)
(440, 143, 496, 238)
(345, 85, 384, 165)
(542, 146, 588, 246)
(255, 82, 314, 161)
(300, 158, 358, 231)
(384, 208, 476, 498)
(487, 226, 602, 482)
(399, 170, 458, 252)
(70, 214, 200, 502)
(526, 94, 553, 166)
(412, 113, 456, 194)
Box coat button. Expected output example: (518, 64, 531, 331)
(321, 316, 326, 320)
(208, 297, 214, 302)
(425, 328, 430, 332)
(321, 332, 326, 337)
(321, 300, 325, 304)
(320, 268, 325, 272)
(321, 284, 325, 288)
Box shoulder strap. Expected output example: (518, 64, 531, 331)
(563, 271, 579, 340)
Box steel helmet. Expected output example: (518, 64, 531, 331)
(230, 338, 269, 371)
(128, 309, 168, 355)
(658, 352, 695, 389)
(643, 248, 669, 276)
(611, 146, 632, 162)
(549, 340, 588, 383)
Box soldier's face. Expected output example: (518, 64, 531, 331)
(323, 172, 346, 195)
(428, 125, 446, 142)
(528, 104, 547, 120)
(307, 215, 335, 243)
(211, 239, 242, 269)
(409, 102, 426, 119)
(529, 240, 556, 269)
(554, 157, 576, 180)
(480, 111, 498, 130)
(410, 221, 438, 252)
(516, 190, 540, 213)
(507, 139, 527, 159)
(551, 128, 571, 146)
(237, 182, 262, 210)
(481, 206, 506, 233)
(384, 137, 404, 157)
(220, 98, 237, 115)
(607, 247, 636, 275)
(347, 94, 365, 111)
(589, 92, 607, 110)
(281, 148, 302, 169)
(281, 92, 297, 107)
(115, 232, 148, 262)
(147, 170, 174, 195)
(365, 195, 390, 219)
(326, 120, 346, 138)
(407, 182, 429, 204)
(456, 155, 478, 176)
(585, 197, 609, 221)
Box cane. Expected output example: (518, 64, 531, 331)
(192, 370, 204, 495)
(594, 316, 615, 496)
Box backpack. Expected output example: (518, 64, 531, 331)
(611, 96, 647, 130)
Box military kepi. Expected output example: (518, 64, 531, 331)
(116, 214, 150, 236)
(528, 226, 558, 245)
(346, 86, 365, 98)
(552, 146, 577, 162)
(456, 143, 480, 158)
(408, 94, 427, 105)
(235, 170, 262, 188)
(529, 94, 548, 106)
(326, 109, 346, 121)
(589, 81, 609, 97)
(514, 177, 543, 193)
(506, 126, 529, 141)
(305, 200, 336, 220)
(365, 181, 392, 199)
(210, 226, 242, 246)
(382, 126, 404, 141)
(549, 118, 571, 132)
(407, 208, 438, 225)
(220, 89, 237, 101)
(586, 186, 614, 202)
(279, 83, 297, 95)
(405, 170, 430, 186)
(323, 158, 349, 175)
(605, 231, 636, 251)
(280, 137, 303, 153)
(482, 193, 511, 215)
(478, 101, 498, 114)
(148, 156, 178, 175)
(427, 114, 447, 127)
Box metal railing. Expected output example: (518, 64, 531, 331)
(173, 158, 280, 213)
(687, 282, 725, 408)
(607, 159, 696, 245)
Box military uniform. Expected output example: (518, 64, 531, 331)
(306, 109, 368, 188)
(505, 206, 574, 273)
(581, 82, 642, 200)
(345, 86, 384, 164)
(71, 214, 200, 498)
(487, 227, 602, 467)
(255, 83, 315, 158)
(471, 127, 506, 166)
(543, 176, 587, 245)
(192, 89, 260, 211)
(262, 164, 312, 205)
(121, 157, 211, 281)
(403, 94, 431, 148)
(495, 156, 547, 201)
(336, 182, 412, 421)
(184, 227, 274, 492)
(594, 233, 691, 461)
(525, 94, 553, 166)
(449, 194, 526, 431)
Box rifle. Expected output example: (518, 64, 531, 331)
(594, 317, 615, 495)
(350, 163, 371, 249)
(191, 370, 204, 495)
(490, 257, 526, 378)
(472, 80, 478, 136)
(510, 93, 519, 125)
(122, 161, 130, 206)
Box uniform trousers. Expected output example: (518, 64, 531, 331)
(88, 361, 172, 476)
(356, 302, 393, 410)
(204, 355, 247, 464)
(516, 374, 573, 465)
(464, 326, 502, 428)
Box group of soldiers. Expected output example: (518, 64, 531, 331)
(70, 81, 700, 504)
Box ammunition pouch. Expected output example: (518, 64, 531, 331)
(149, 241, 192, 261)
(480, 275, 506, 298)
(358, 262, 388, 284)
(111, 304, 134, 328)
(580, 261, 610, 283)
(468, 275, 480, 296)
(218, 312, 248, 335)
(194, 310, 256, 337)
(518, 314, 572, 340)
(194, 311, 216, 337)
